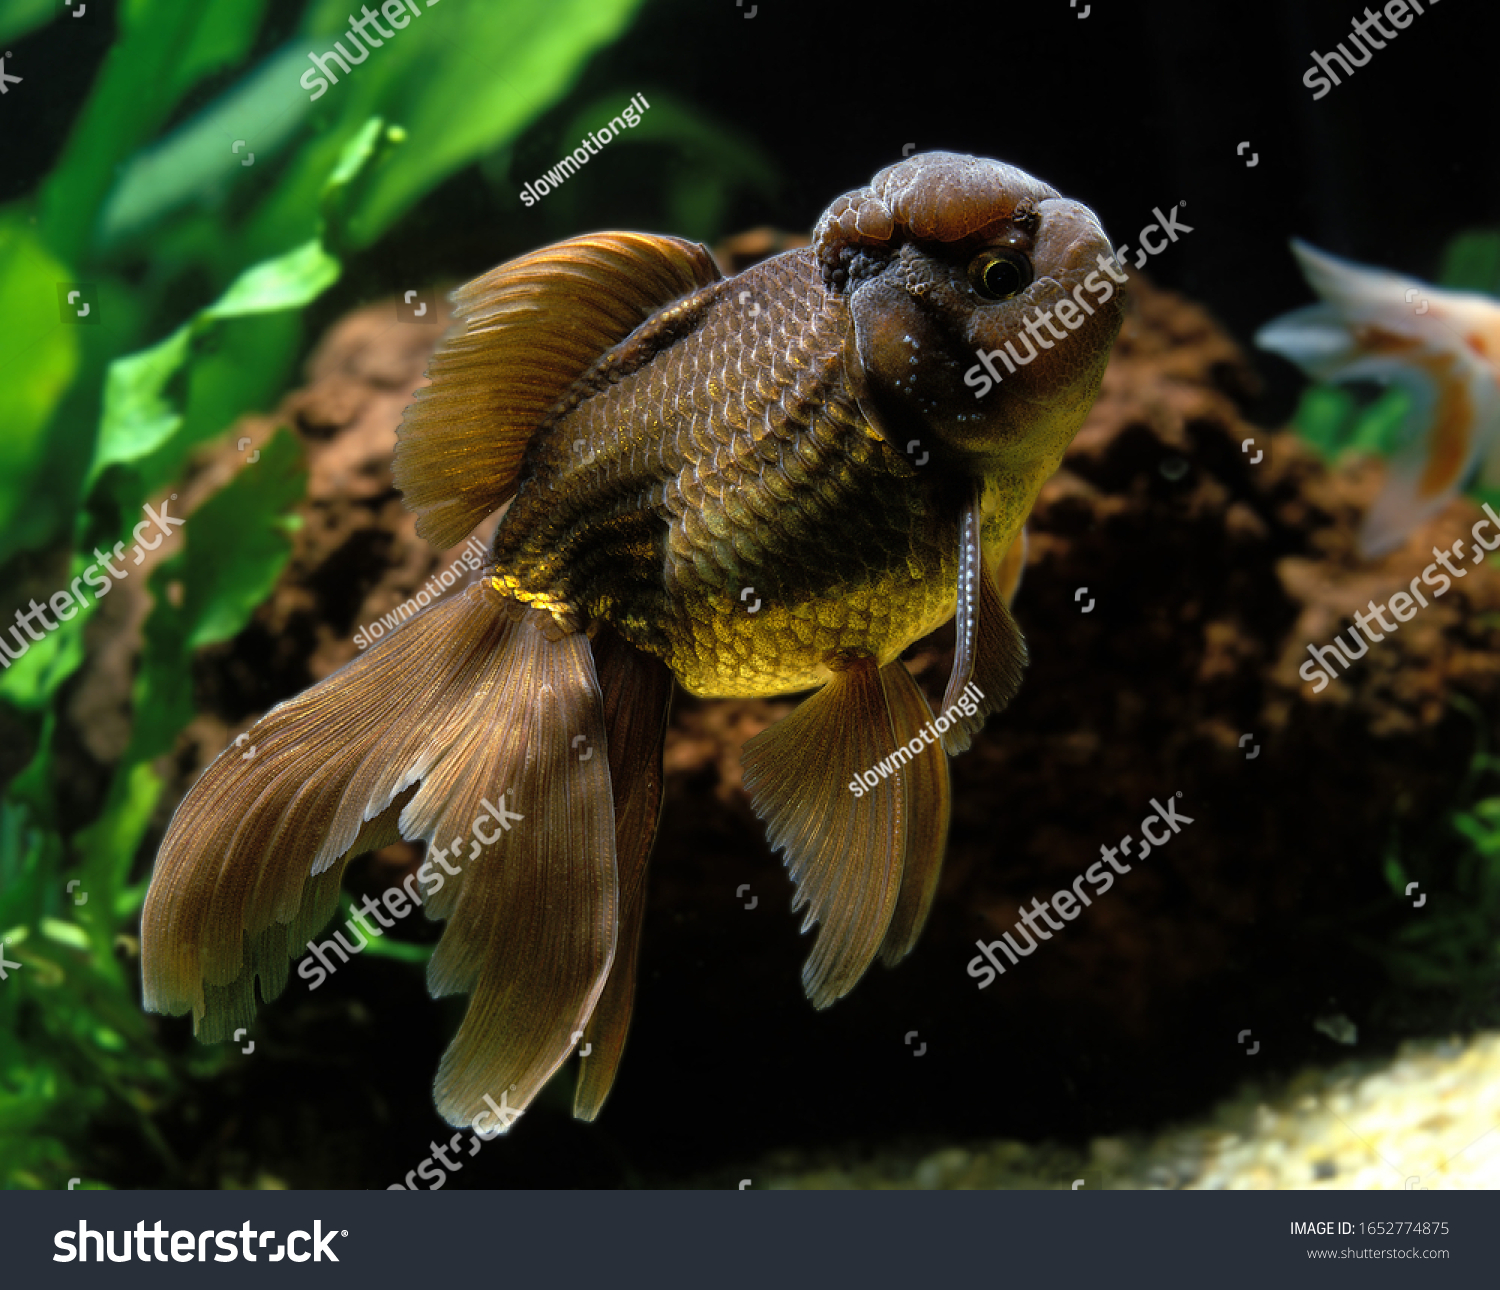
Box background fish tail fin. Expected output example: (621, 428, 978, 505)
(1359, 444, 1464, 557)
(1286, 240, 1428, 320)
(395, 233, 722, 549)
(572, 625, 674, 1121)
(1357, 355, 1487, 556)
(421, 612, 618, 1131)
(741, 657, 908, 1009)
(1255, 302, 1365, 379)
(1257, 241, 1436, 379)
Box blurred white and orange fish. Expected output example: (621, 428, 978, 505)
(1256, 239, 1500, 557)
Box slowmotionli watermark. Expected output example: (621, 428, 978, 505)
(297, 794, 523, 990)
(1302, 0, 1444, 101)
(848, 683, 983, 797)
(962, 202, 1192, 399)
(1, 497, 184, 670)
(353, 535, 486, 649)
(1299, 504, 1500, 693)
(966, 793, 1194, 988)
(301, 0, 442, 102)
(518, 94, 650, 207)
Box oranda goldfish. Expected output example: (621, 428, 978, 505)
(1257, 239, 1500, 557)
(142, 152, 1124, 1134)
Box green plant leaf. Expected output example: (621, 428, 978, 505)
(233, 0, 646, 257)
(175, 428, 306, 652)
(74, 428, 306, 903)
(0, 0, 57, 49)
(1437, 228, 1500, 296)
(87, 238, 337, 491)
(97, 45, 315, 251)
(0, 213, 81, 548)
(39, 0, 270, 263)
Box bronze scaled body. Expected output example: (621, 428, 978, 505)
(142, 152, 1125, 1133)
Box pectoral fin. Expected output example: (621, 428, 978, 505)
(938, 488, 1028, 754)
(992, 525, 1028, 607)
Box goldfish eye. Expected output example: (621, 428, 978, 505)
(968, 249, 1032, 301)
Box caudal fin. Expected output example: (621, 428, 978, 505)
(571, 624, 674, 1120)
(142, 579, 621, 1130)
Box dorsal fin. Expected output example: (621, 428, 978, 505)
(395, 232, 723, 549)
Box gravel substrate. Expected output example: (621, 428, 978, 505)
(749, 1032, 1500, 1190)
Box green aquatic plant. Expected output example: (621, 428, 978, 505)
(0, 0, 652, 1189)
(1379, 786, 1500, 1017)
(0, 121, 387, 1191)
(1341, 697, 1500, 1034)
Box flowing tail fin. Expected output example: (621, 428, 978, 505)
(146, 226, 726, 1129)
(572, 624, 674, 1120)
(142, 579, 620, 1129)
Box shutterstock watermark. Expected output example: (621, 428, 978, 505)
(301, 0, 442, 102)
(54, 1220, 345, 1263)
(966, 793, 1194, 988)
(1299, 505, 1500, 693)
(1302, 0, 1444, 101)
(518, 94, 650, 207)
(296, 794, 523, 990)
(848, 683, 982, 797)
(962, 202, 1191, 398)
(353, 535, 486, 650)
(387, 1089, 518, 1189)
(0, 497, 184, 671)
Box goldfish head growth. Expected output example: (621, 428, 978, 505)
(816, 151, 1126, 489)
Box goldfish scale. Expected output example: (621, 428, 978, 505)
(485, 247, 965, 697)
